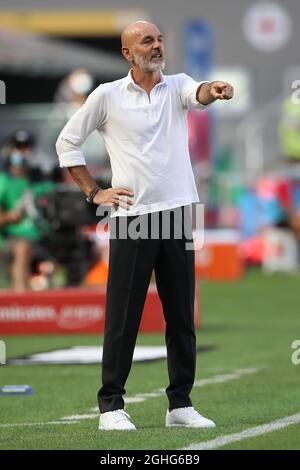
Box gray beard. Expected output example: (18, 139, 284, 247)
(133, 53, 165, 73)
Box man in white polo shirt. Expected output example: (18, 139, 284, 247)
(56, 21, 233, 431)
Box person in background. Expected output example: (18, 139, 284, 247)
(54, 69, 94, 107)
(279, 96, 300, 162)
(277, 95, 300, 259)
(0, 130, 55, 291)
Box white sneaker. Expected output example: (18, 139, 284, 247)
(99, 409, 136, 431)
(166, 407, 216, 428)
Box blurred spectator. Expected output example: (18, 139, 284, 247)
(274, 91, 300, 261)
(54, 69, 94, 107)
(279, 96, 300, 161)
(83, 244, 109, 287)
(238, 178, 285, 239)
(0, 130, 56, 291)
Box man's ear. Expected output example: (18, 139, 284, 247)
(121, 47, 132, 62)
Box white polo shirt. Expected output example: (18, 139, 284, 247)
(56, 70, 208, 217)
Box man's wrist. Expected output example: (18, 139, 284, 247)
(197, 81, 214, 105)
(86, 186, 101, 204)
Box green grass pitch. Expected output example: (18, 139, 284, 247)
(0, 270, 300, 450)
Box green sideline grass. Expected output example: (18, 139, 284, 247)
(0, 270, 300, 450)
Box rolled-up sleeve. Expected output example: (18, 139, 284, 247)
(56, 84, 108, 168)
(177, 73, 210, 109)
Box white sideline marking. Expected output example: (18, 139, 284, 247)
(194, 368, 258, 387)
(0, 367, 258, 428)
(61, 413, 99, 421)
(124, 397, 145, 404)
(0, 421, 79, 428)
(181, 413, 300, 450)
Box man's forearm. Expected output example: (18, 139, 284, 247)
(0, 210, 19, 227)
(0, 212, 10, 228)
(67, 165, 99, 196)
(196, 82, 216, 106)
(67, 166, 134, 209)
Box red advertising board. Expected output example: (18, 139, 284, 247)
(0, 285, 200, 335)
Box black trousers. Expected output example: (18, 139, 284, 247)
(97, 206, 196, 413)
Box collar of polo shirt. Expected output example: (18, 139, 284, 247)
(124, 69, 167, 90)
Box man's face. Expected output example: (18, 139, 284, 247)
(127, 26, 165, 73)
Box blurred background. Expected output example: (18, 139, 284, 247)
(0, 0, 300, 312)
